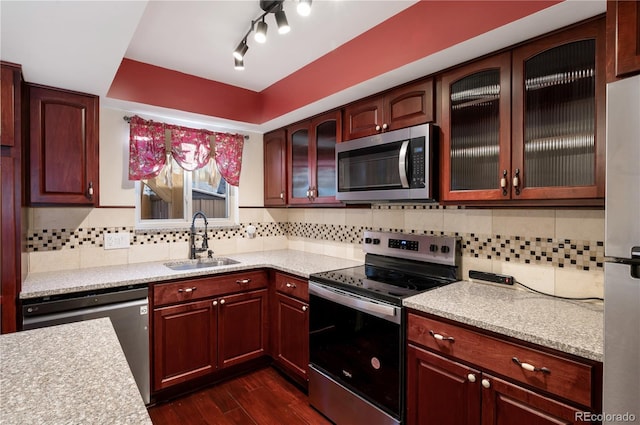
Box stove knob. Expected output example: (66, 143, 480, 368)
(441, 245, 451, 254)
(365, 237, 372, 244)
(373, 238, 381, 245)
(429, 244, 438, 252)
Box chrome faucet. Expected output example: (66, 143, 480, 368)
(189, 211, 211, 259)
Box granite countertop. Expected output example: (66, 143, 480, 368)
(21, 249, 364, 299)
(404, 280, 604, 362)
(0, 318, 152, 425)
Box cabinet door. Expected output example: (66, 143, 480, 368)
(384, 78, 434, 131)
(406, 344, 481, 425)
(441, 53, 512, 202)
(612, 0, 640, 77)
(343, 96, 384, 141)
(28, 85, 99, 205)
(264, 129, 287, 206)
(1, 65, 18, 147)
(481, 374, 586, 425)
(511, 19, 605, 200)
(218, 289, 268, 369)
(310, 110, 342, 204)
(287, 121, 312, 205)
(274, 292, 309, 383)
(153, 299, 217, 391)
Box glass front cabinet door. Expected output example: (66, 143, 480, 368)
(441, 18, 605, 204)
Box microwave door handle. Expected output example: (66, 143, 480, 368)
(398, 140, 410, 188)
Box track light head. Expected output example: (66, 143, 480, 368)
(233, 41, 249, 61)
(254, 19, 268, 43)
(234, 57, 245, 70)
(297, 0, 312, 17)
(275, 8, 290, 34)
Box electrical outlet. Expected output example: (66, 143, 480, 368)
(104, 233, 131, 250)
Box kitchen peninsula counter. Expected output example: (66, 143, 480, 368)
(404, 280, 603, 362)
(21, 249, 363, 299)
(0, 318, 152, 425)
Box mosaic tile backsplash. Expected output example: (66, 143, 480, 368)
(27, 221, 605, 272)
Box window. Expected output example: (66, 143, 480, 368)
(129, 116, 241, 230)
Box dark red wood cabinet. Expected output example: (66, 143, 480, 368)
(26, 84, 99, 206)
(406, 311, 601, 425)
(440, 18, 605, 205)
(271, 272, 309, 386)
(0, 62, 22, 334)
(609, 0, 640, 78)
(263, 129, 287, 207)
(151, 271, 268, 392)
(343, 78, 434, 141)
(287, 110, 342, 205)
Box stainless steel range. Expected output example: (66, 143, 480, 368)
(308, 231, 461, 425)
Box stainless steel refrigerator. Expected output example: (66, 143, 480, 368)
(604, 75, 640, 424)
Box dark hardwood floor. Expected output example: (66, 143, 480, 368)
(147, 367, 333, 425)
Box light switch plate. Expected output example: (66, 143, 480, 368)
(104, 233, 131, 250)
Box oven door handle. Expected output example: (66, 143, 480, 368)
(309, 282, 401, 324)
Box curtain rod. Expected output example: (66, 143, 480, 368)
(123, 115, 249, 140)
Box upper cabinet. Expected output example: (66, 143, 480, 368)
(263, 129, 287, 207)
(287, 110, 342, 205)
(343, 79, 434, 141)
(609, 0, 640, 78)
(26, 84, 99, 206)
(440, 18, 605, 204)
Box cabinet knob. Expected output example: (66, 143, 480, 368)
(220, 299, 225, 305)
(375, 125, 381, 132)
(467, 373, 476, 383)
(481, 379, 491, 389)
(302, 305, 308, 312)
(382, 123, 388, 130)
(280, 191, 284, 199)
(286, 282, 297, 289)
(212, 300, 218, 306)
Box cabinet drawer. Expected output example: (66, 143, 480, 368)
(407, 313, 595, 408)
(274, 272, 308, 301)
(154, 270, 268, 307)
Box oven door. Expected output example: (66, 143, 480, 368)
(309, 281, 403, 419)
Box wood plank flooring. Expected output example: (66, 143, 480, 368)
(147, 367, 333, 425)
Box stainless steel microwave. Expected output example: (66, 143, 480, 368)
(335, 123, 436, 202)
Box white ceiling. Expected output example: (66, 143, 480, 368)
(0, 0, 606, 133)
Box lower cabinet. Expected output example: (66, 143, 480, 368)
(152, 271, 268, 392)
(271, 272, 309, 386)
(406, 311, 601, 425)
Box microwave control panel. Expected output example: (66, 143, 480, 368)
(410, 137, 425, 187)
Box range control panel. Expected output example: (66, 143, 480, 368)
(363, 231, 460, 267)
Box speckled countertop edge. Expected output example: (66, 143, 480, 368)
(21, 249, 364, 299)
(404, 280, 603, 362)
(0, 318, 152, 425)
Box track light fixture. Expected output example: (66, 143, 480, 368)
(232, 0, 311, 70)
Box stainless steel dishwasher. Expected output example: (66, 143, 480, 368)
(21, 284, 150, 404)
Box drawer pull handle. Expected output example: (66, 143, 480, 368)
(512, 357, 550, 374)
(429, 330, 455, 342)
(286, 282, 297, 289)
(235, 279, 251, 284)
(178, 287, 197, 293)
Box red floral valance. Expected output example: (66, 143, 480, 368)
(128, 116, 244, 186)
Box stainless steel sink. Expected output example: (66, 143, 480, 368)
(164, 257, 240, 271)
